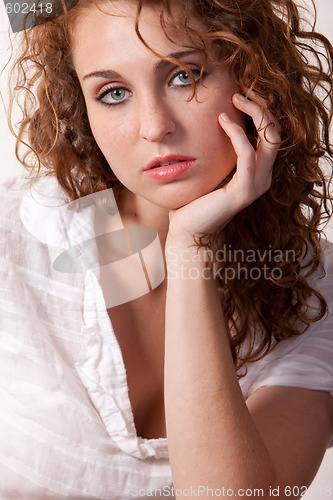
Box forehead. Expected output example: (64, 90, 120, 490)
(71, 1, 207, 71)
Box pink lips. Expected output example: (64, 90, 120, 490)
(143, 155, 196, 181)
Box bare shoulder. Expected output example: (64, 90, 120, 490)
(247, 385, 333, 489)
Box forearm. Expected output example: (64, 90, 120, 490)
(164, 239, 276, 498)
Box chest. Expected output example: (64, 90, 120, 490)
(107, 289, 166, 440)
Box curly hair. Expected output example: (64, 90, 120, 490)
(6, 0, 333, 371)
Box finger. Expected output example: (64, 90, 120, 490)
(241, 88, 282, 133)
(231, 93, 280, 189)
(240, 87, 265, 107)
(218, 113, 258, 203)
(239, 88, 281, 134)
(232, 93, 281, 148)
(219, 104, 277, 200)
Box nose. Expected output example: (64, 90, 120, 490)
(139, 98, 176, 142)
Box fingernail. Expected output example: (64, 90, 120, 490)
(234, 93, 248, 102)
(220, 113, 231, 123)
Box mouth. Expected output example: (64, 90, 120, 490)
(143, 155, 197, 182)
(144, 155, 196, 171)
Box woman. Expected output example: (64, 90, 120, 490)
(1, 0, 333, 498)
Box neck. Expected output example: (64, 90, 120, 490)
(117, 189, 170, 250)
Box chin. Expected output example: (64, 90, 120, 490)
(151, 188, 210, 211)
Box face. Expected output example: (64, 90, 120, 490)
(72, 1, 244, 212)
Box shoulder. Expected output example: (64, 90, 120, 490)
(0, 173, 81, 287)
(1, 173, 70, 243)
(0, 173, 68, 233)
(0, 174, 85, 335)
(0, 174, 32, 227)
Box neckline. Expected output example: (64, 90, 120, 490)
(75, 270, 169, 459)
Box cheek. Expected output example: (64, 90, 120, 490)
(192, 91, 238, 130)
(85, 110, 106, 150)
(232, 107, 246, 129)
(86, 105, 129, 146)
(205, 85, 245, 128)
(88, 119, 125, 165)
(192, 103, 231, 147)
(222, 93, 245, 129)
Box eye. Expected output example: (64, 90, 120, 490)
(170, 68, 205, 87)
(97, 86, 132, 106)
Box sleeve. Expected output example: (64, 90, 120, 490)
(240, 222, 333, 407)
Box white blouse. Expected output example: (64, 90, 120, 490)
(0, 174, 332, 499)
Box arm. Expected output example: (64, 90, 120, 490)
(164, 242, 333, 498)
(164, 242, 276, 494)
(163, 93, 333, 499)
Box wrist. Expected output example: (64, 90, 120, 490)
(165, 240, 214, 278)
(165, 228, 194, 250)
(166, 224, 210, 250)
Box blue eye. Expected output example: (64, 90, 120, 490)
(110, 88, 127, 101)
(171, 68, 204, 87)
(175, 71, 192, 84)
(97, 87, 131, 106)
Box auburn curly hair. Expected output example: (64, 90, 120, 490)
(6, 0, 333, 371)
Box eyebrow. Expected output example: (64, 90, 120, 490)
(82, 50, 200, 81)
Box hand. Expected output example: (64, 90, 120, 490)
(167, 90, 281, 247)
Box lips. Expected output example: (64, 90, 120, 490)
(151, 160, 182, 169)
(143, 155, 196, 182)
(144, 155, 196, 171)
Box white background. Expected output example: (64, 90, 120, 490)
(0, 2, 332, 498)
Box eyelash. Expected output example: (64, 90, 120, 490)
(95, 66, 208, 107)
